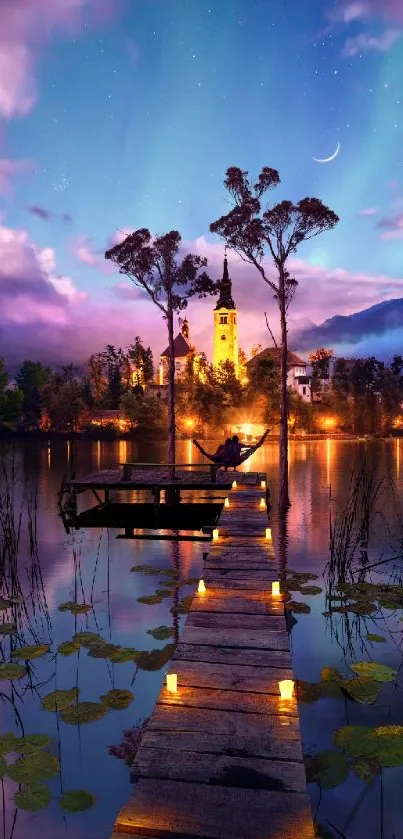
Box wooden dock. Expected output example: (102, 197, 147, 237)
(111, 472, 314, 839)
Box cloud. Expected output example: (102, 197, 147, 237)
(343, 28, 402, 54)
(378, 212, 403, 240)
(0, 158, 32, 193)
(335, 1, 403, 23)
(0, 0, 121, 119)
(26, 204, 72, 223)
(72, 234, 113, 272)
(358, 206, 379, 216)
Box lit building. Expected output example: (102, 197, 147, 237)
(246, 348, 312, 402)
(213, 252, 238, 376)
(158, 318, 196, 384)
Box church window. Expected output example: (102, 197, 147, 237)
(220, 315, 228, 324)
(221, 335, 226, 341)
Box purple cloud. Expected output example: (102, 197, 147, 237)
(358, 207, 379, 216)
(343, 28, 402, 54)
(378, 212, 403, 240)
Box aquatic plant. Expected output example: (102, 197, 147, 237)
(100, 689, 134, 710)
(60, 789, 96, 812)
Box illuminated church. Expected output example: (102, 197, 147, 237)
(156, 253, 239, 384)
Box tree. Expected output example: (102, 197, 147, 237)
(105, 229, 217, 478)
(308, 347, 334, 398)
(128, 336, 154, 388)
(210, 166, 339, 511)
(16, 360, 52, 428)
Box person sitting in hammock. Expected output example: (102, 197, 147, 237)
(193, 428, 269, 470)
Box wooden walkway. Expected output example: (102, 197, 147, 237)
(111, 473, 314, 839)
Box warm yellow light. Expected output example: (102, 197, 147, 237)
(159, 363, 164, 386)
(265, 527, 272, 540)
(166, 673, 177, 693)
(279, 679, 294, 699)
(261, 479, 266, 488)
(184, 417, 195, 429)
(197, 579, 206, 594)
(272, 581, 280, 596)
(224, 497, 229, 508)
(232, 480, 237, 489)
(241, 423, 251, 436)
(212, 528, 219, 540)
(259, 497, 266, 508)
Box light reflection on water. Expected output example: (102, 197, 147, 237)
(1, 438, 403, 839)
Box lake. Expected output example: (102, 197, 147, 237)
(1, 438, 403, 839)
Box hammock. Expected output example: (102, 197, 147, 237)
(193, 429, 270, 469)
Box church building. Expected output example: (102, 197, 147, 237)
(157, 318, 194, 384)
(213, 251, 238, 375)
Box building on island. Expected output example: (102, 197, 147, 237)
(213, 251, 238, 375)
(246, 348, 312, 402)
(157, 318, 195, 385)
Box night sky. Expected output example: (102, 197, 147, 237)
(1, 0, 403, 369)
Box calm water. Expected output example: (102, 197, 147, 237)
(1, 438, 403, 839)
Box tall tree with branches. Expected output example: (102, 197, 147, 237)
(105, 229, 217, 478)
(210, 166, 339, 511)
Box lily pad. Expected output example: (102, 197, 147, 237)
(137, 593, 165, 605)
(11, 645, 50, 660)
(147, 626, 173, 641)
(0, 622, 17, 634)
(60, 701, 108, 725)
(109, 647, 139, 663)
(130, 564, 162, 575)
(350, 662, 397, 683)
(333, 726, 377, 758)
(7, 751, 60, 783)
(171, 595, 193, 615)
(58, 601, 92, 614)
(352, 757, 381, 784)
(349, 601, 377, 616)
(366, 634, 385, 643)
(286, 601, 311, 614)
(320, 667, 343, 683)
(87, 643, 121, 659)
(41, 688, 79, 712)
(60, 789, 96, 812)
(73, 631, 103, 646)
(372, 725, 403, 767)
(58, 640, 81, 656)
(14, 734, 51, 753)
(289, 571, 318, 583)
(306, 750, 349, 789)
(342, 677, 381, 705)
(135, 643, 176, 672)
(297, 680, 322, 703)
(0, 732, 18, 753)
(100, 689, 134, 710)
(14, 782, 51, 811)
(0, 663, 27, 680)
(299, 586, 322, 596)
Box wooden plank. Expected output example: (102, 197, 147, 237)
(180, 626, 290, 651)
(174, 642, 292, 668)
(186, 613, 286, 632)
(139, 725, 303, 762)
(115, 779, 315, 839)
(204, 560, 279, 572)
(157, 685, 297, 716)
(148, 704, 299, 739)
(132, 747, 307, 792)
(166, 660, 293, 693)
(191, 593, 284, 615)
(203, 570, 279, 585)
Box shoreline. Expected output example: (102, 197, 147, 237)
(0, 429, 400, 443)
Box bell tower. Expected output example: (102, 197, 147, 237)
(213, 249, 238, 375)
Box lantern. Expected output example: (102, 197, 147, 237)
(166, 673, 177, 693)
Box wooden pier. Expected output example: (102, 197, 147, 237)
(111, 472, 314, 839)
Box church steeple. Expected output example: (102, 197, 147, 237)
(215, 248, 235, 310)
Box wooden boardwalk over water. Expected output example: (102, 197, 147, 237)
(111, 471, 314, 839)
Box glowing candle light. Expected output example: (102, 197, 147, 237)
(279, 679, 294, 700)
(198, 579, 206, 594)
(272, 581, 280, 596)
(265, 527, 272, 540)
(261, 479, 266, 488)
(259, 497, 266, 508)
(232, 480, 237, 488)
(212, 528, 219, 540)
(224, 497, 229, 508)
(166, 673, 177, 693)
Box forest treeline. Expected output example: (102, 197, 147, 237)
(0, 340, 403, 437)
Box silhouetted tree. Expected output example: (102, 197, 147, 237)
(128, 336, 154, 388)
(308, 347, 334, 398)
(16, 360, 52, 428)
(105, 229, 217, 477)
(210, 166, 339, 511)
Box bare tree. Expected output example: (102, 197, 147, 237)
(105, 229, 217, 478)
(210, 166, 339, 512)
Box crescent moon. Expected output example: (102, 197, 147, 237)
(312, 142, 341, 163)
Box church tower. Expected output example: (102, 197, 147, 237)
(213, 251, 238, 375)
